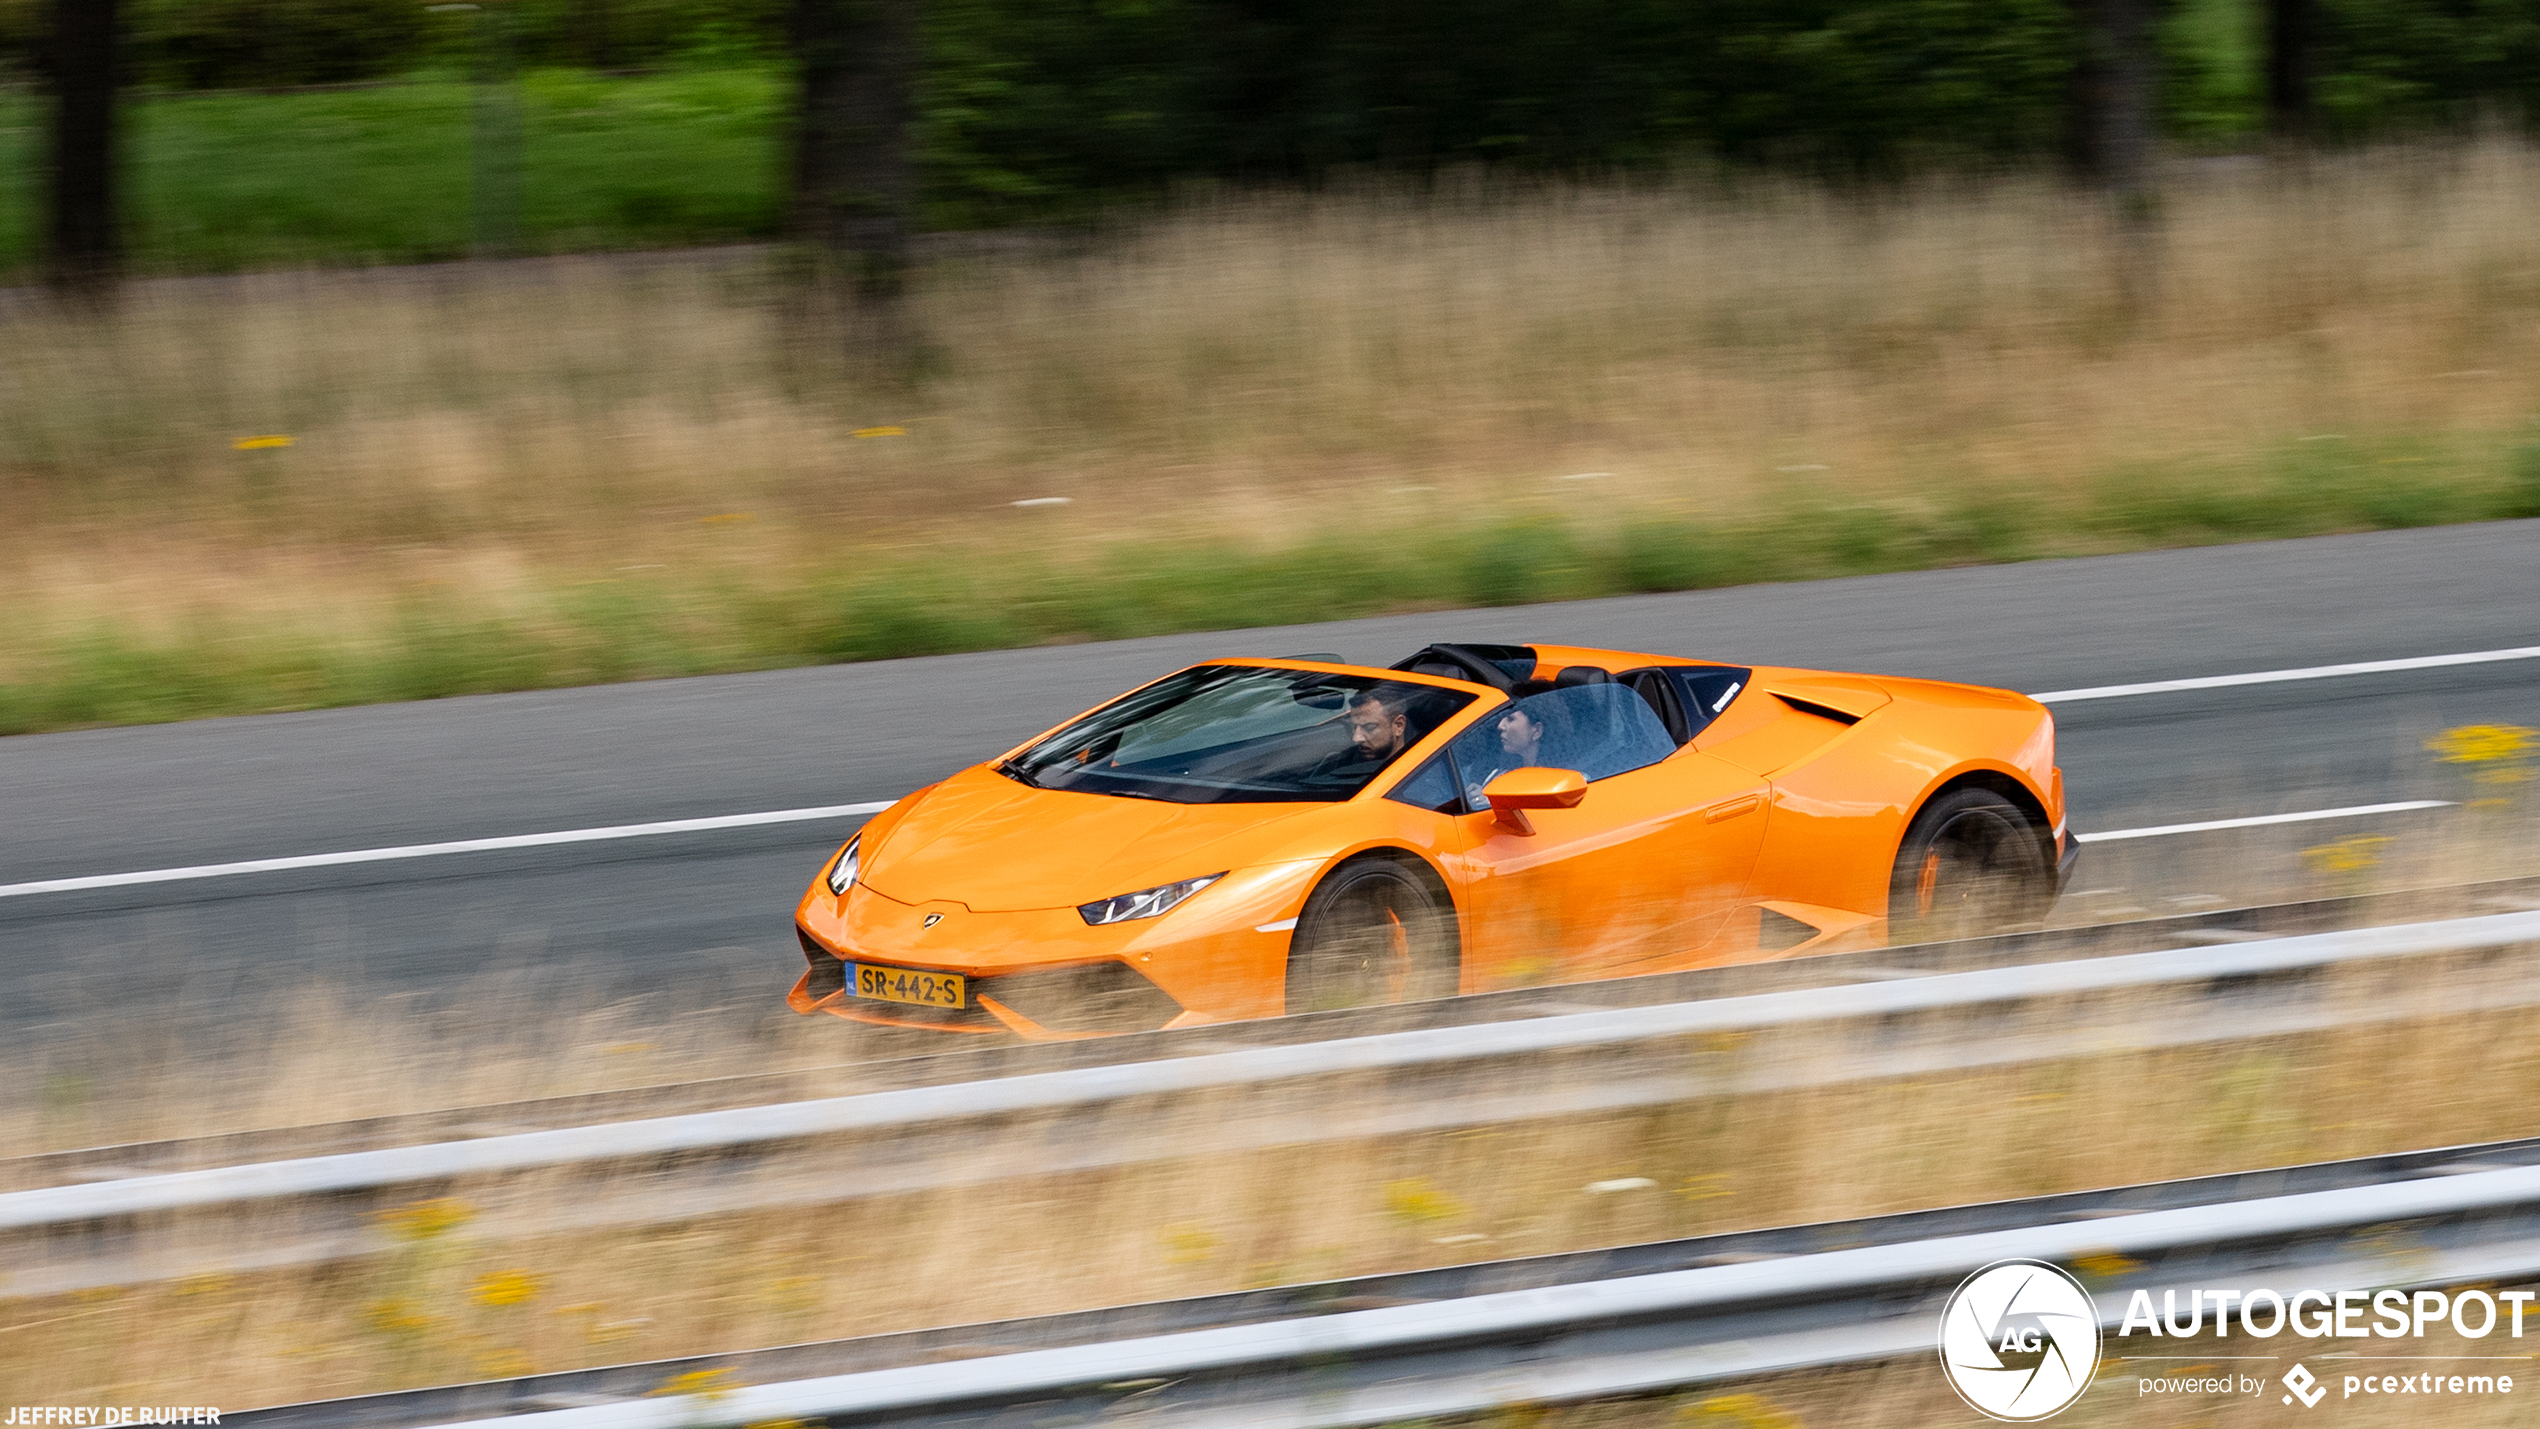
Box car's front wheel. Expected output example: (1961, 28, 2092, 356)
(1285, 856, 1459, 1014)
(1887, 787, 2053, 945)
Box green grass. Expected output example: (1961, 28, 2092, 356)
(5, 435, 2534, 738)
(0, 87, 32, 266)
(0, 68, 784, 276)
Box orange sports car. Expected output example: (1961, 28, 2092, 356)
(789, 642, 2078, 1039)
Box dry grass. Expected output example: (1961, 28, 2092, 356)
(2064, 791, 2540, 924)
(0, 974, 944, 1160)
(11, 944, 2540, 1408)
(3, 144, 2538, 724)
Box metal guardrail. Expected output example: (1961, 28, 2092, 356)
(235, 1136, 2540, 1429)
(11, 909, 2538, 1234)
(6, 909, 2540, 1299)
(14, 913, 2540, 1299)
(21, 874, 2538, 1195)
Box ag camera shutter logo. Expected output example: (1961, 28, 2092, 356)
(1938, 1259, 2103, 1420)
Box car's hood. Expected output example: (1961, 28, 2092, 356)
(857, 766, 1322, 912)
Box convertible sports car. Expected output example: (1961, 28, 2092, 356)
(789, 642, 2080, 1038)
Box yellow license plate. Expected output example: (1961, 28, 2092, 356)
(851, 963, 966, 1009)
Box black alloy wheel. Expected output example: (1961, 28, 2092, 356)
(1887, 787, 2053, 945)
(1285, 856, 1460, 1014)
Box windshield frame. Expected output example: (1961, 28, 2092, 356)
(995, 660, 1496, 806)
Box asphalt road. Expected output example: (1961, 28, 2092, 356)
(4, 520, 2536, 1036)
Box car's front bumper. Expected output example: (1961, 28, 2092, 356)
(2052, 822, 2083, 895)
(788, 863, 1319, 1038)
(789, 924, 1188, 1037)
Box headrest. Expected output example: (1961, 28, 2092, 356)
(1387, 643, 1535, 690)
(1553, 665, 1614, 688)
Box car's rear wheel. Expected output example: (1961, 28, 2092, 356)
(1285, 856, 1459, 1014)
(1888, 788, 2052, 945)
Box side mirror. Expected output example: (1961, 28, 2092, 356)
(1482, 767, 1587, 834)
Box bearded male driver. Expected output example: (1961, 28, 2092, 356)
(1310, 687, 1413, 782)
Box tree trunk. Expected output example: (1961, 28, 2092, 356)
(2267, 0, 2314, 140)
(46, 0, 122, 296)
(2067, 0, 2161, 312)
(791, 0, 917, 370)
(469, 2, 523, 258)
(2068, 0, 2157, 196)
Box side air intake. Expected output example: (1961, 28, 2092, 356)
(1774, 693, 1862, 726)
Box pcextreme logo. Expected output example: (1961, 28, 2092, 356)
(1938, 1259, 2102, 1421)
(2285, 1364, 2327, 1407)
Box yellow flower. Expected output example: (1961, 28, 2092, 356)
(1160, 1223, 1222, 1265)
(2302, 835, 2393, 875)
(2073, 1251, 2141, 1279)
(1680, 1392, 1802, 1429)
(1383, 1178, 1467, 1224)
(2426, 724, 2536, 765)
(364, 1298, 436, 1336)
(471, 1269, 544, 1307)
(377, 1197, 475, 1242)
(651, 1369, 735, 1401)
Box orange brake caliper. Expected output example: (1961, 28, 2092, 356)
(1916, 850, 1942, 916)
(1385, 907, 1409, 996)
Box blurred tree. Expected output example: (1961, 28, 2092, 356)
(2313, 0, 2540, 136)
(915, 0, 2077, 225)
(2068, 0, 2159, 187)
(460, 0, 524, 257)
(792, 0, 916, 366)
(2066, 0, 2161, 309)
(145, 0, 423, 88)
(2270, 0, 2316, 133)
(12, 0, 2540, 276)
(46, 0, 122, 294)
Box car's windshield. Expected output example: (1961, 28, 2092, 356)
(1002, 666, 1476, 804)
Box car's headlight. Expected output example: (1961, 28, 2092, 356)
(825, 836, 861, 896)
(1078, 873, 1223, 926)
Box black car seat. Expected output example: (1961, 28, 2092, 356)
(1622, 669, 1692, 744)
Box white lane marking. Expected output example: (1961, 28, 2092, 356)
(2076, 801, 2451, 844)
(1255, 918, 1299, 934)
(0, 802, 894, 899)
(2031, 645, 2540, 703)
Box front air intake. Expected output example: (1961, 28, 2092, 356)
(980, 961, 1184, 1034)
(798, 928, 847, 999)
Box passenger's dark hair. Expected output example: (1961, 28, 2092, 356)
(1498, 689, 1576, 756)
